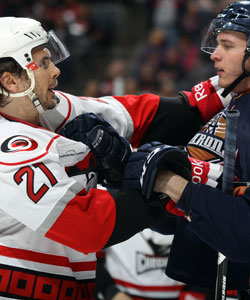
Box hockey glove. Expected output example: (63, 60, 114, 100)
(151, 157, 223, 218)
(189, 157, 223, 188)
(59, 113, 132, 187)
(180, 75, 234, 123)
(123, 141, 191, 198)
(123, 142, 191, 217)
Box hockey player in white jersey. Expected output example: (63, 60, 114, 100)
(94, 230, 208, 300)
(0, 16, 233, 300)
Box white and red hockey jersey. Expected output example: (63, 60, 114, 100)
(103, 230, 184, 299)
(0, 114, 101, 299)
(0, 92, 161, 300)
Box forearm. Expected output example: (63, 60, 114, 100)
(154, 157, 222, 203)
(141, 75, 234, 146)
(104, 189, 166, 248)
(140, 96, 201, 146)
(178, 183, 250, 262)
(161, 178, 250, 263)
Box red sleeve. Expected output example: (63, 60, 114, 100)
(45, 188, 116, 254)
(113, 94, 160, 148)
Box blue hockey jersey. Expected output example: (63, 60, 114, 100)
(154, 93, 250, 290)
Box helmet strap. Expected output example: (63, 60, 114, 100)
(32, 94, 54, 130)
(0, 69, 45, 113)
(221, 53, 250, 97)
(1, 69, 36, 98)
(28, 87, 53, 130)
(0, 69, 54, 130)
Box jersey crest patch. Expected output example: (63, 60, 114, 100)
(186, 110, 227, 163)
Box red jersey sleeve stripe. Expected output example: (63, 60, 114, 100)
(113, 94, 160, 148)
(45, 188, 116, 254)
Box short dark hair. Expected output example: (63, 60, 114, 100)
(0, 58, 27, 107)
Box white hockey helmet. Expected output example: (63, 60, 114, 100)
(0, 17, 70, 72)
(0, 17, 70, 129)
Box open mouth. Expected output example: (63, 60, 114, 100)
(215, 65, 224, 74)
(48, 88, 55, 95)
(216, 69, 224, 76)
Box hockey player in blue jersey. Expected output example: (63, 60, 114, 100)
(122, 1, 250, 299)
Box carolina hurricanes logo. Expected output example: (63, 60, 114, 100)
(1, 135, 38, 153)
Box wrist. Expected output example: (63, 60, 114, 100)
(165, 174, 188, 203)
(154, 170, 188, 203)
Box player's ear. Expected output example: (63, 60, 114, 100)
(0, 72, 19, 93)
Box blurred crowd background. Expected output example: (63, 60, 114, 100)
(1, 0, 236, 97)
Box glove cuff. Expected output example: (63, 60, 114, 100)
(151, 192, 185, 218)
(181, 75, 234, 123)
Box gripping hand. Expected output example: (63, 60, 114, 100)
(163, 157, 223, 218)
(59, 113, 132, 186)
(181, 75, 234, 123)
(189, 157, 223, 188)
(123, 141, 191, 200)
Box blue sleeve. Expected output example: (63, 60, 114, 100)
(177, 182, 250, 263)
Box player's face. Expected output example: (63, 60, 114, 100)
(32, 47, 61, 110)
(210, 31, 250, 93)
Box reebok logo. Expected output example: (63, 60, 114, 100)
(191, 159, 204, 184)
(194, 83, 208, 102)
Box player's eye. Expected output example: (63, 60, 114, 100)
(39, 58, 52, 69)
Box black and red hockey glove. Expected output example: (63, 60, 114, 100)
(59, 112, 132, 187)
(180, 75, 233, 123)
